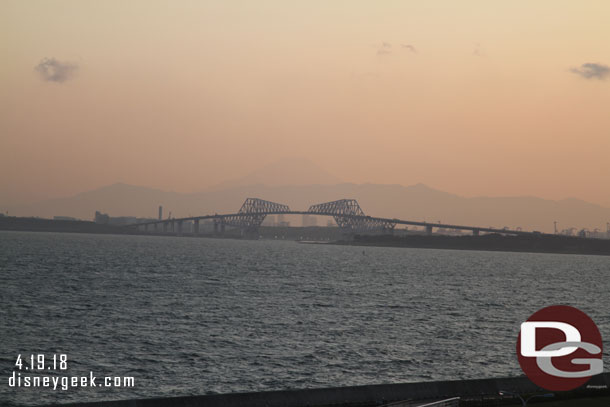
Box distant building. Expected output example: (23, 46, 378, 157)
(262, 215, 276, 226)
(158, 206, 163, 220)
(94, 211, 110, 224)
(277, 214, 290, 227)
(94, 211, 154, 225)
(302, 214, 318, 227)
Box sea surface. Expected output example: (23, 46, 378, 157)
(1, 231, 609, 406)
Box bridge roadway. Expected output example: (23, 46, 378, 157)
(128, 210, 542, 237)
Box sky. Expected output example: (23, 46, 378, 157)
(1, 1, 610, 206)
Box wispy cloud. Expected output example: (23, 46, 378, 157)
(570, 63, 610, 80)
(473, 43, 486, 57)
(401, 44, 417, 53)
(376, 42, 392, 56)
(34, 57, 78, 83)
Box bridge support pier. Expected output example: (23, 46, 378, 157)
(163, 222, 168, 233)
(193, 219, 199, 235)
(177, 220, 183, 236)
(425, 225, 433, 235)
(213, 220, 225, 235)
(384, 226, 395, 235)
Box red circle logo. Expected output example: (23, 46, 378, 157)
(517, 305, 603, 391)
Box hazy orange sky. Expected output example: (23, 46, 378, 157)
(2, 1, 609, 206)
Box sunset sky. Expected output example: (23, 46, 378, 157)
(2, 1, 609, 206)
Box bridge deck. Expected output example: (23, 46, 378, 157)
(127, 210, 545, 237)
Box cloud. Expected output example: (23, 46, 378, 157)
(375, 42, 392, 56)
(401, 44, 417, 53)
(570, 63, 610, 80)
(34, 57, 78, 83)
(473, 43, 486, 57)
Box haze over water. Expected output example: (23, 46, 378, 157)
(2, 231, 609, 406)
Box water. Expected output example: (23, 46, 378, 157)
(1, 231, 609, 406)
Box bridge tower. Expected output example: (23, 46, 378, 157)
(308, 199, 396, 234)
(220, 198, 291, 237)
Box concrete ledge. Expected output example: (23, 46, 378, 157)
(51, 373, 610, 407)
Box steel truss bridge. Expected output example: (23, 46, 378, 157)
(127, 198, 541, 237)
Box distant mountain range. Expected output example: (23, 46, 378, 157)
(7, 182, 610, 234)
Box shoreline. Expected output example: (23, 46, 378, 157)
(3, 216, 610, 257)
(331, 233, 610, 257)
